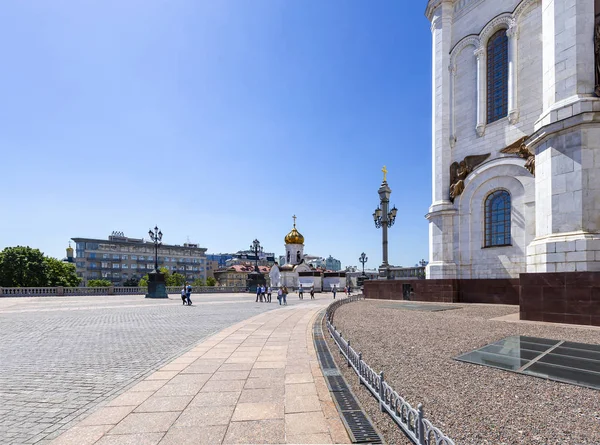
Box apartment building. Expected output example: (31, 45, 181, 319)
(73, 232, 207, 286)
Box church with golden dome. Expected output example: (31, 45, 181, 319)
(269, 216, 346, 291)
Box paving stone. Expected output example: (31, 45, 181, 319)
(108, 412, 180, 434)
(188, 391, 241, 407)
(158, 425, 227, 445)
(222, 419, 285, 444)
(286, 433, 333, 444)
(172, 405, 234, 427)
(94, 432, 164, 445)
(231, 402, 284, 421)
(285, 412, 329, 436)
(134, 395, 192, 413)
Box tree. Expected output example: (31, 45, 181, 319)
(192, 278, 205, 287)
(44, 257, 81, 287)
(123, 277, 139, 287)
(206, 276, 216, 287)
(0, 246, 50, 287)
(167, 273, 186, 287)
(87, 279, 112, 287)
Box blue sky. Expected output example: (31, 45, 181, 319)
(0, 0, 432, 269)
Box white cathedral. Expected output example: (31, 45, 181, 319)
(425, 0, 600, 279)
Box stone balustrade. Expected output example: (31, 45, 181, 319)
(0, 286, 247, 297)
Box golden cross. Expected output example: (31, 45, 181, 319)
(382, 165, 388, 182)
(292, 214, 297, 227)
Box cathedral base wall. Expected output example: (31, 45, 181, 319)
(365, 273, 600, 326)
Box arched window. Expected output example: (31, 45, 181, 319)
(487, 30, 508, 123)
(485, 190, 511, 247)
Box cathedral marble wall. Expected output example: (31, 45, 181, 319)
(427, 0, 600, 279)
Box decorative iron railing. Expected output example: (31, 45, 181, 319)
(325, 295, 455, 445)
(0, 286, 247, 297)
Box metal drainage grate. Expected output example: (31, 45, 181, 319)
(343, 410, 382, 443)
(314, 310, 383, 444)
(332, 390, 361, 411)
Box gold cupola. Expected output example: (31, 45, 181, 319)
(285, 215, 304, 245)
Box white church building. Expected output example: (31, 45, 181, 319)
(425, 0, 600, 279)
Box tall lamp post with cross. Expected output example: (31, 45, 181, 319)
(359, 252, 368, 277)
(373, 166, 397, 279)
(145, 225, 168, 299)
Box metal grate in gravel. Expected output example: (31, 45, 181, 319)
(456, 335, 600, 390)
(313, 310, 383, 444)
(379, 303, 461, 312)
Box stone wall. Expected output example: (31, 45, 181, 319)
(520, 272, 600, 326)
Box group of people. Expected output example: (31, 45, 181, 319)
(255, 285, 272, 303)
(298, 284, 315, 300)
(180, 284, 192, 305)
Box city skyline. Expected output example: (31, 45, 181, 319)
(0, 1, 432, 270)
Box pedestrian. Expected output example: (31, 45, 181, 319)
(186, 283, 192, 305)
(277, 287, 283, 305)
(267, 286, 272, 303)
(344, 286, 348, 297)
(347, 286, 352, 296)
(256, 285, 261, 303)
(332, 285, 337, 299)
(181, 287, 187, 305)
(261, 285, 266, 302)
(283, 286, 288, 305)
(298, 283, 303, 300)
(310, 286, 315, 299)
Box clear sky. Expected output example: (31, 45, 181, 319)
(0, 0, 432, 270)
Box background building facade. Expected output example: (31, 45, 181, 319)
(426, 0, 600, 279)
(73, 232, 207, 285)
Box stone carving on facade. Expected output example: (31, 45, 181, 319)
(595, 17, 600, 97)
(449, 154, 490, 201)
(500, 135, 535, 176)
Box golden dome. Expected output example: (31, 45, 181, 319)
(285, 215, 304, 245)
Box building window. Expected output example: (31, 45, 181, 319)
(122, 264, 128, 269)
(103, 253, 109, 259)
(485, 190, 511, 247)
(131, 264, 137, 269)
(487, 29, 508, 123)
(113, 254, 120, 260)
(132, 255, 137, 260)
(112, 264, 120, 269)
(122, 255, 128, 260)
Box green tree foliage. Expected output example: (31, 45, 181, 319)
(87, 279, 112, 287)
(138, 267, 187, 287)
(192, 278, 205, 287)
(44, 257, 81, 287)
(0, 246, 47, 287)
(0, 246, 81, 287)
(206, 276, 216, 287)
(123, 277, 140, 287)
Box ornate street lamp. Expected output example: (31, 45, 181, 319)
(250, 239, 263, 273)
(145, 225, 167, 299)
(373, 166, 397, 279)
(359, 252, 368, 277)
(148, 226, 163, 272)
(246, 239, 267, 295)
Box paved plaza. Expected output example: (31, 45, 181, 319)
(0, 293, 343, 445)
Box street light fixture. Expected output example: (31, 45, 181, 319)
(145, 225, 167, 299)
(359, 252, 368, 276)
(373, 166, 397, 279)
(148, 226, 163, 272)
(250, 239, 263, 273)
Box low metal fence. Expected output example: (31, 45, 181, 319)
(325, 295, 455, 445)
(0, 286, 247, 297)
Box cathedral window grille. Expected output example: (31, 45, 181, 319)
(486, 30, 508, 123)
(485, 190, 511, 247)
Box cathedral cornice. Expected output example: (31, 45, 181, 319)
(425, 0, 449, 21)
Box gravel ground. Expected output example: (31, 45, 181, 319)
(326, 299, 600, 445)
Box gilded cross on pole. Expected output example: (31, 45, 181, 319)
(382, 165, 388, 182)
(292, 214, 297, 227)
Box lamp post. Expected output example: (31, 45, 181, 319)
(250, 239, 263, 273)
(148, 226, 163, 272)
(359, 252, 368, 277)
(373, 166, 397, 279)
(247, 239, 266, 294)
(145, 225, 167, 299)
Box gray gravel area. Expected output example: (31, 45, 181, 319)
(327, 299, 600, 445)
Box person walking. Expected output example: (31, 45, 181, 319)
(261, 285, 266, 302)
(186, 283, 192, 305)
(332, 285, 337, 299)
(181, 287, 187, 305)
(256, 285, 261, 303)
(298, 284, 303, 300)
(310, 286, 315, 299)
(282, 286, 288, 305)
(277, 287, 283, 305)
(267, 286, 272, 303)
